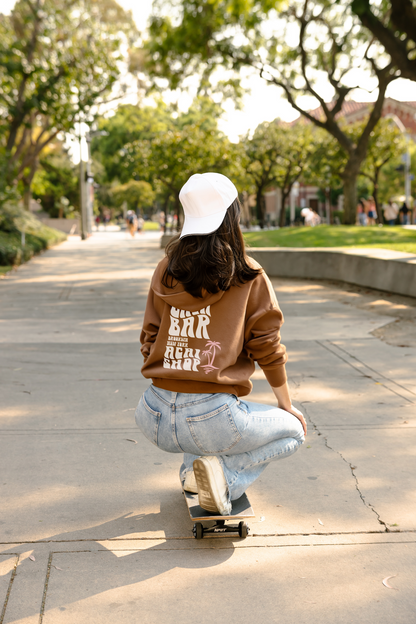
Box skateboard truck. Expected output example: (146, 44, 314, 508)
(192, 519, 249, 540)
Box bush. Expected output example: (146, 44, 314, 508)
(0, 201, 66, 266)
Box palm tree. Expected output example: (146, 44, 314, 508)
(201, 341, 221, 373)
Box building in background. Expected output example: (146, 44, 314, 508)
(263, 98, 416, 224)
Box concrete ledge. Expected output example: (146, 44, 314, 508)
(247, 247, 416, 299)
(39, 217, 80, 234)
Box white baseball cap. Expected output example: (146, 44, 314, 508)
(179, 172, 238, 238)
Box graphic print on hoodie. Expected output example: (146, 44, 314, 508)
(163, 305, 216, 373)
(140, 257, 288, 397)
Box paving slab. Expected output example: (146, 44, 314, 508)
(331, 338, 416, 396)
(317, 429, 416, 531)
(8, 543, 415, 624)
(0, 343, 147, 430)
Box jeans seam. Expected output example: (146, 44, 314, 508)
(150, 385, 172, 407)
(171, 404, 184, 452)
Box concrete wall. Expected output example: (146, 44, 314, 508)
(39, 218, 79, 234)
(247, 248, 416, 299)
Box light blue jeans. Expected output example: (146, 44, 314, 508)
(135, 385, 305, 502)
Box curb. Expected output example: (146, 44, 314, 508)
(246, 247, 416, 299)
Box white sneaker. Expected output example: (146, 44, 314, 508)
(193, 456, 232, 516)
(183, 471, 198, 493)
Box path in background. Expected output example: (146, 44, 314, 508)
(1, 231, 415, 623)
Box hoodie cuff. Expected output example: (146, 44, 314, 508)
(262, 365, 287, 389)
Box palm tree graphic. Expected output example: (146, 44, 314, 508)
(201, 341, 221, 374)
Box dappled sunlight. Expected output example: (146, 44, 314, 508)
(0, 555, 18, 578)
(8, 268, 155, 285)
(272, 282, 325, 292)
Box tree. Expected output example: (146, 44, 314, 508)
(110, 180, 155, 212)
(351, 0, 416, 81)
(0, 0, 137, 205)
(91, 102, 171, 183)
(32, 142, 79, 217)
(360, 117, 405, 221)
(244, 121, 315, 227)
(144, 0, 398, 224)
(120, 98, 242, 227)
(243, 121, 287, 228)
(274, 125, 315, 227)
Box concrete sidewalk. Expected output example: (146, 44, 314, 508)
(1, 231, 415, 623)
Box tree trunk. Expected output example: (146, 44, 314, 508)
(255, 189, 266, 228)
(21, 158, 39, 211)
(342, 157, 362, 224)
(372, 170, 383, 223)
(174, 195, 181, 232)
(23, 187, 32, 211)
(341, 175, 358, 224)
(279, 190, 290, 228)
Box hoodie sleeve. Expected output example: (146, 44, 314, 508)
(244, 271, 287, 388)
(140, 287, 160, 363)
(140, 264, 166, 362)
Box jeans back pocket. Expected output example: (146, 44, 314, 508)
(135, 395, 161, 446)
(186, 405, 242, 454)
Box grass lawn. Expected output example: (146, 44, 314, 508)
(143, 221, 160, 231)
(0, 265, 12, 276)
(244, 225, 416, 253)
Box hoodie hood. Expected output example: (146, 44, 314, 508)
(151, 258, 225, 311)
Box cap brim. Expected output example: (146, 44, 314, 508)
(179, 209, 227, 239)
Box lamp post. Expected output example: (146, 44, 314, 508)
(78, 119, 88, 240)
(386, 114, 411, 207)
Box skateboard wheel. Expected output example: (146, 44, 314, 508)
(194, 523, 204, 540)
(238, 521, 248, 539)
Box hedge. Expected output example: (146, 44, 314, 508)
(0, 202, 66, 266)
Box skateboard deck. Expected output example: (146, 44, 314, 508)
(183, 488, 255, 539)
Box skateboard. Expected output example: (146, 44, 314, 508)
(183, 488, 255, 540)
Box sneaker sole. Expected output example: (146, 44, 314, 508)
(193, 458, 226, 514)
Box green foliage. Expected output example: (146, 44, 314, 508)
(350, 0, 416, 82)
(32, 144, 79, 217)
(0, 0, 137, 194)
(0, 201, 66, 265)
(360, 118, 406, 215)
(145, 1, 285, 91)
(110, 180, 155, 210)
(119, 98, 242, 203)
(243, 120, 315, 226)
(92, 102, 171, 183)
(244, 225, 416, 252)
(377, 138, 416, 204)
(304, 128, 345, 191)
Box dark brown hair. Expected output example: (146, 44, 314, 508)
(162, 198, 261, 298)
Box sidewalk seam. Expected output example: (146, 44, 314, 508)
(39, 552, 53, 624)
(317, 340, 416, 404)
(301, 401, 389, 533)
(0, 554, 19, 624)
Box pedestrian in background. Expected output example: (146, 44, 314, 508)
(383, 200, 398, 226)
(126, 210, 137, 237)
(366, 197, 377, 225)
(137, 215, 145, 234)
(399, 202, 410, 225)
(357, 199, 368, 226)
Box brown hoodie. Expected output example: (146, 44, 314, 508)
(140, 256, 287, 397)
